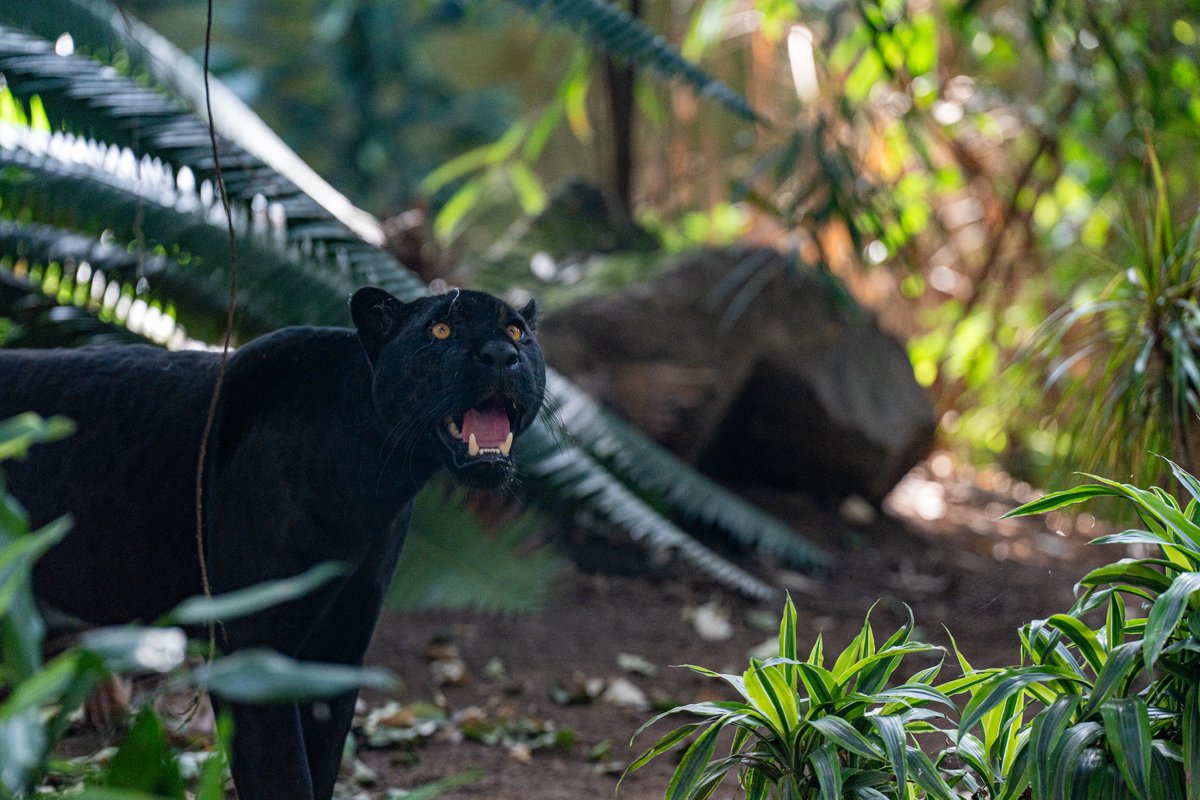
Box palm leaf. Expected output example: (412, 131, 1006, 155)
(0, 11, 823, 595)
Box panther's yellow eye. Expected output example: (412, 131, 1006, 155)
(506, 324, 523, 342)
(431, 322, 452, 340)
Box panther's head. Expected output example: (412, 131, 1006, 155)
(351, 286, 546, 488)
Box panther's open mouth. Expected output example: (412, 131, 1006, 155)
(438, 394, 520, 463)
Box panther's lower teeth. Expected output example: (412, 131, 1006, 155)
(465, 432, 511, 458)
(446, 419, 461, 438)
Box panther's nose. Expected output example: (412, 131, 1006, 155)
(478, 339, 519, 371)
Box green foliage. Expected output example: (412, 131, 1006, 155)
(501, 0, 757, 123)
(69, 0, 1200, 484)
(387, 480, 564, 613)
(625, 596, 956, 799)
(719, 0, 1200, 479)
(1015, 166, 1200, 486)
(632, 463, 1200, 798)
(940, 464, 1200, 799)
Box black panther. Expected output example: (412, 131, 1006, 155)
(0, 286, 546, 799)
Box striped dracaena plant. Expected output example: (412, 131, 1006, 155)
(623, 596, 959, 800)
(940, 461, 1200, 800)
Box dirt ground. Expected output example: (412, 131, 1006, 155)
(54, 454, 1124, 798)
(347, 454, 1118, 800)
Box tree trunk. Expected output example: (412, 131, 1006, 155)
(603, 0, 641, 215)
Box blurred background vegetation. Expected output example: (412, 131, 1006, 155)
(2, 0, 1200, 604)
(114, 0, 1200, 488)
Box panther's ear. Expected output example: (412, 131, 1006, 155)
(519, 298, 541, 333)
(351, 287, 406, 362)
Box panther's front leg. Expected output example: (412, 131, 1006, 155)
(295, 518, 409, 799)
(228, 702, 315, 800)
(217, 589, 342, 800)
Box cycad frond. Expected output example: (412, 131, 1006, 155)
(0, 220, 169, 282)
(517, 421, 779, 599)
(0, 269, 146, 348)
(0, 23, 425, 307)
(0, 219, 195, 344)
(501, 0, 761, 123)
(0, 125, 350, 334)
(545, 372, 828, 569)
(0, 1, 385, 247)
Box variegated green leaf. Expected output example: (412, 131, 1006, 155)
(809, 743, 843, 800)
(959, 666, 1083, 738)
(621, 722, 703, 784)
(1030, 696, 1081, 800)
(1050, 720, 1103, 800)
(1077, 560, 1172, 596)
(905, 744, 956, 800)
(1081, 641, 1143, 718)
(1001, 485, 1118, 518)
(664, 720, 724, 800)
(1107, 590, 1127, 650)
(995, 736, 1032, 800)
(1182, 684, 1198, 800)
(1100, 696, 1153, 800)
(1144, 572, 1200, 672)
(868, 714, 906, 793)
(808, 715, 884, 760)
(779, 593, 798, 691)
(742, 661, 790, 736)
(1040, 613, 1108, 673)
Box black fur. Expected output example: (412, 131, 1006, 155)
(0, 287, 545, 799)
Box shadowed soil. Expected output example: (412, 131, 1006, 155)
(356, 458, 1115, 799)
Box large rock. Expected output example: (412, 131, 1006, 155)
(537, 247, 934, 503)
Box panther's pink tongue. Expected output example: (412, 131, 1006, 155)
(462, 404, 510, 448)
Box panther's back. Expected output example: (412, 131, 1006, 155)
(1, 346, 219, 623)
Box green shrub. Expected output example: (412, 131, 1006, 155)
(629, 463, 1200, 800)
(622, 595, 958, 799)
(953, 462, 1200, 800)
